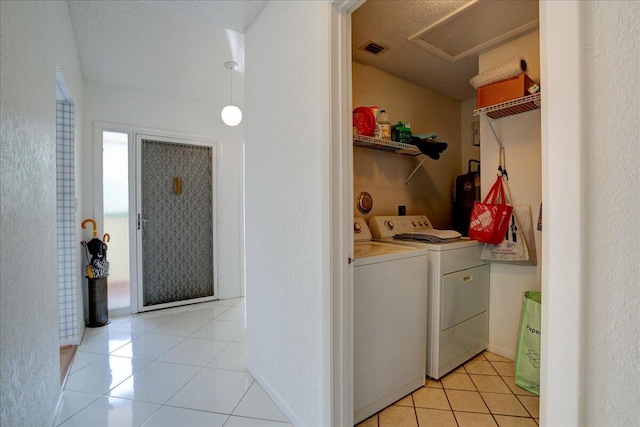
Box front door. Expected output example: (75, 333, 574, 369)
(136, 134, 217, 311)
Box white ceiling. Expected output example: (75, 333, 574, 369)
(67, 0, 538, 105)
(352, 0, 539, 101)
(140, 0, 268, 34)
(67, 0, 268, 103)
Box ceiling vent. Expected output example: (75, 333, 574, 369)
(408, 0, 538, 62)
(358, 40, 390, 56)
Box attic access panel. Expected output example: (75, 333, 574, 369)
(408, 0, 539, 63)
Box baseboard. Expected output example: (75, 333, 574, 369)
(49, 388, 64, 427)
(487, 344, 515, 361)
(109, 306, 133, 318)
(245, 359, 303, 427)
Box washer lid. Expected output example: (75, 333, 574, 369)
(354, 241, 417, 259)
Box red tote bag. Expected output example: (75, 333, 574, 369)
(469, 176, 513, 244)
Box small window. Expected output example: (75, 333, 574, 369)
(103, 131, 130, 309)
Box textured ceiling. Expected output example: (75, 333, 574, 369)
(67, 1, 267, 103)
(142, 0, 268, 34)
(67, 0, 537, 104)
(352, 0, 538, 101)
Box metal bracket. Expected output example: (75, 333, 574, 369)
(405, 156, 428, 185)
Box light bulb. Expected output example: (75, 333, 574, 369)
(221, 105, 242, 126)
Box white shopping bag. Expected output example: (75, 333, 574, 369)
(482, 205, 537, 266)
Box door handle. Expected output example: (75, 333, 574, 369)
(137, 213, 149, 230)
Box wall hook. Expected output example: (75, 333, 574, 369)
(498, 147, 508, 180)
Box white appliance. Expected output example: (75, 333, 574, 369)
(369, 215, 489, 380)
(353, 218, 429, 424)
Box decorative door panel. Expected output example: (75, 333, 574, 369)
(140, 139, 214, 307)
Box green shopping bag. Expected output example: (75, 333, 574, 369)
(514, 291, 541, 395)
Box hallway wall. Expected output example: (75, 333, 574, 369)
(244, 1, 332, 425)
(0, 1, 84, 425)
(580, 1, 640, 424)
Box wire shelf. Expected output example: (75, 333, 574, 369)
(353, 135, 420, 156)
(474, 93, 541, 119)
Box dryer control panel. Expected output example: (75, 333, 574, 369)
(369, 215, 434, 239)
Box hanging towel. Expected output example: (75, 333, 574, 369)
(410, 137, 448, 160)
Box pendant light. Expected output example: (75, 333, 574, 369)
(221, 61, 242, 127)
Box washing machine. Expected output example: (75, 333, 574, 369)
(353, 218, 429, 424)
(369, 215, 489, 380)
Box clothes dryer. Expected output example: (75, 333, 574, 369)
(369, 215, 489, 380)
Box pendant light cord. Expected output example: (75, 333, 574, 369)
(229, 65, 233, 105)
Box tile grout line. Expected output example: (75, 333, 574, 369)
(66, 303, 247, 425)
(411, 392, 419, 427)
(62, 300, 249, 423)
(516, 394, 538, 419)
(226, 378, 257, 421)
(132, 306, 244, 415)
(439, 374, 461, 427)
(363, 351, 538, 427)
(454, 352, 536, 425)
(54, 391, 102, 426)
(456, 364, 477, 426)
(157, 304, 252, 423)
(480, 356, 532, 419)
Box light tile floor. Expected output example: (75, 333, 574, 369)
(56, 297, 292, 427)
(357, 352, 539, 427)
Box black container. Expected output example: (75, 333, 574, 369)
(87, 277, 110, 327)
(453, 159, 481, 236)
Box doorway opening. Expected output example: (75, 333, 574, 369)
(97, 125, 219, 314)
(348, 1, 542, 424)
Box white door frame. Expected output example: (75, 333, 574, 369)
(539, 1, 582, 424)
(329, 1, 364, 426)
(329, 0, 583, 425)
(134, 132, 218, 313)
(93, 122, 219, 315)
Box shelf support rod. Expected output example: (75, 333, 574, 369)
(487, 117, 504, 149)
(405, 156, 427, 185)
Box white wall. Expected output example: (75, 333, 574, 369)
(0, 1, 84, 425)
(352, 62, 461, 227)
(82, 81, 245, 300)
(479, 31, 542, 359)
(541, 2, 640, 424)
(460, 98, 481, 174)
(244, 1, 332, 426)
(580, 1, 640, 425)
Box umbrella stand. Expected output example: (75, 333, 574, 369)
(87, 277, 110, 327)
(82, 218, 111, 327)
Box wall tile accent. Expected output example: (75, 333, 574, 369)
(56, 100, 77, 341)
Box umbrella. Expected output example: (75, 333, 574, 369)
(81, 218, 110, 278)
